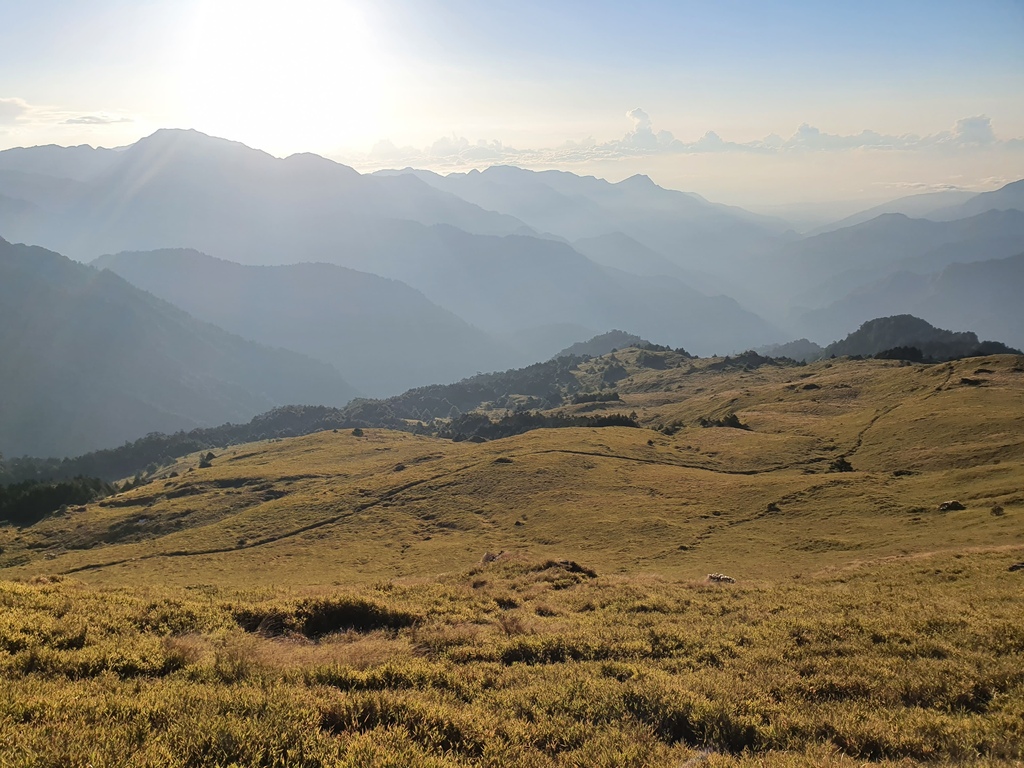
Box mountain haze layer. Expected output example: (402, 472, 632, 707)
(0, 238, 355, 457)
(375, 165, 794, 280)
(93, 249, 512, 396)
(0, 130, 780, 358)
(768, 209, 1024, 325)
(796, 253, 1024, 348)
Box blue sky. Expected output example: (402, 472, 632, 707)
(1, 0, 1022, 205)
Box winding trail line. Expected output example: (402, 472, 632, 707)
(844, 366, 955, 460)
(58, 459, 491, 575)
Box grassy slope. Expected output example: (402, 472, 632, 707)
(3, 353, 1022, 587)
(2, 352, 1023, 766)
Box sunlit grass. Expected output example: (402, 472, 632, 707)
(2, 353, 1023, 764)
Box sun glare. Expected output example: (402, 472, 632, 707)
(180, 0, 394, 155)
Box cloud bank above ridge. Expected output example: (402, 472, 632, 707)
(356, 111, 1024, 171)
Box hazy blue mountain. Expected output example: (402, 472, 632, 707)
(0, 130, 788, 357)
(93, 248, 512, 396)
(821, 315, 1018, 361)
(573, 231, 684, 276)
(811, 189, 979, 234)
(795, 252, 1024, 349)
(766, 209, 1024, 313)
(0, 129, 530, 259)
(756, 338, 825, 362)
(927, 179, 1024, 221)
(300, 222, 780, 356)
(374, 165, 794, 279)
(0, 143, 123, 182)
(0, 237, 355, 458)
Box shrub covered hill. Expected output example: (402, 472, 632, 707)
(1, 341, 1023, 765)
(761, 314, 1021, 363)
(823, 314, 1020, 361)
(2, 341, 697, 485)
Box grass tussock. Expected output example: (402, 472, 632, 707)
(1, 548, 1022, 766)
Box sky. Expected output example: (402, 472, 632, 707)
(1, 0, 1023, 209)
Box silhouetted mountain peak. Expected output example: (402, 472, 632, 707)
(125, 128, 274, 167)
(618, 173, 658, 189)
(282, 151, 360, 178)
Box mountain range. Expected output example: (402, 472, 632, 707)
(0, 238, 354, 457)
(0, 129, 781, 360)
(794, 252, 1024, 348)
(2, 128, 1024, 457)
(760, 209, 1024, 334)
(93, 249, 508, 396)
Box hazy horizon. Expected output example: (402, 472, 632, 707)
(3, 0, 1023, 209)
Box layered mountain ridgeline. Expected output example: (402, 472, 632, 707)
(4, 132, 1024, 363)
(309, 224, 779, 356)
(928, 178, 1024, 221)
(93, 249, 511, 396)
(761, 315, 1021, 363)
(794, 253, 1024, 349)
(809, 188, 980, 234)
(0, 129, 529, 257)
(375, 165, 793, 267)
(0, 130, 780, 358)
(0, 238, 355, 458)
(766, 209, 1024, 318)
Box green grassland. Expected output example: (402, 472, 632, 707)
(1, 352, 1023, 766)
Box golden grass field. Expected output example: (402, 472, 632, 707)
(1, 351, 1023, 766)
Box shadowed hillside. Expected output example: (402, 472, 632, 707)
(0, 238, 355, 457)
(797, 253, 1024, 348)
(94, 249, 512, 396)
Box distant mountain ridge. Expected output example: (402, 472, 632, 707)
(0, 128, 532, 261)
(822, 315, 1020, 361)
(374, 165, 795, 287)
(0, 237, 355, 457)
(93, 248, 512, 396)
(810, 189, 979, 234)
(0, 129, 780, 358)
(765, 208, 1024, 321)
(928, 179, 1024, 221)
(795, 252, 1024, 349)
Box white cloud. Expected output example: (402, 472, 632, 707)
(950, 115, 995, 145)
(621, 107, 678, 150)
(1, 98, 134, 131)
(347, 110, 1024, 171)
(0, 97, 31, 125)
(873, 181, 969, 192)
(61, 115, 133, 125)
